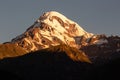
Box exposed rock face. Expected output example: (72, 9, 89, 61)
(10, 11, 120, 63)
(0, 43, 27, 59)
(11, 11, 93, 52)
(80, 35, 120, 62)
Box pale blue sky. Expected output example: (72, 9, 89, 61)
(0, 0, 120, 43)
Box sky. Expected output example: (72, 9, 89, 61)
(0, 0, 120, 43)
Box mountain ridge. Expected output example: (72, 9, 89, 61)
(0, 11, 120, 80)
(0, 43, 120, 80)
(11, 11, 93, 52)
(0, 11, 120, 62)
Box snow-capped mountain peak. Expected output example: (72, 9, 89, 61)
(32, 11, 93, 37)
(12, 11, 93, 51)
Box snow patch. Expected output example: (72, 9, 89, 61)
(34, 22, 41, 27)
(93, 39, 108, 45)
(40, 11, 93, 37)
(24, 38, 31, 45)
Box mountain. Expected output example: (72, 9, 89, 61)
(0, 43, 27, 59)
(0, 11, 120, 80)
(11, 11, 93, 52)
(0, 11, 119, 62)
(0, 44, 120, 80)
(80, 35, 120, 63)
(43, 44, 91, 63)
(0, 47, 93, 80)
(10, 11, 120, 62)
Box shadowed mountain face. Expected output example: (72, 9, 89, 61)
(80, 36, 120, 63)
(0, 45, 91, 80)
(0, 45, 120, 80)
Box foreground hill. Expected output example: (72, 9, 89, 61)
(0, 45, 120, 80)
(0, 44, 91, 80)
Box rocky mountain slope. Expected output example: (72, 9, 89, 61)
(0, 43, 27, 59)
(81, 35, 120, 63)
(0, 11, 120, 80)
(0, 45, 120, 80)
(11, 11, 93, 52)
(10, 11, 120, 62)
(0, 11, 119, 62)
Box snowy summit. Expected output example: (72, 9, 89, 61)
(12, 11, 93, 51)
